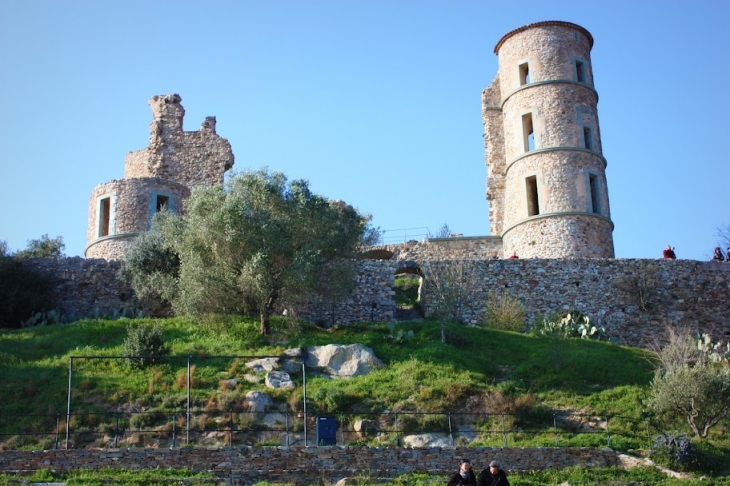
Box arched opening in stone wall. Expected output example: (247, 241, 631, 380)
(394, 263, 424, 321)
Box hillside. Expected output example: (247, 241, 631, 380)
(0, 316, 663, 449)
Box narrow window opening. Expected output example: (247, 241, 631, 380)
(576, 60, 586, 83)
(519, 63, 530, 85)
(526, 176, 540, 216)
(156, 195, 169, 212)
(589, 174, 600, 214)
(522, 113, 534, 152)
(583, 126, 592, 150)
(99, 197, 110, 237)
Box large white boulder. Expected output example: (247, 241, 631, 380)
(245, 357, 280, 373)
(265, 370, 295, 389)
(245, 390, 273, 413)
(402, 433, 452, 448)
(305, 344, 384, 378)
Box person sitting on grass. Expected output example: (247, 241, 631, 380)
(477, 460, 510, 486)
(447, 458, 477, 486)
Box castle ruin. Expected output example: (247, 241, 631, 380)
(84, 94, 234, 260)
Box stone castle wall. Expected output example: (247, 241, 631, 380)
(128, 94, 234, 188)
(23, 249, 730, 349)
(21, 257, 145, 322)
(312, 240, 730, 347)
(0, 446, 620, 483)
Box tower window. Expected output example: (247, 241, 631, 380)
(576, 60, 586, 83)
(589, 174, 600, 214)
(522, 113, 535, 152)
(583, 126, 593, 150)
(526, 176, 540, 216)
(99, 197, 111, 237)
(519, 62, 530, 85)
(156, 195, 169, 212)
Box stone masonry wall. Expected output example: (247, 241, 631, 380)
(360, 241, 730, 347)
(22, 258, 143, 322)
(123, 94, 235, 189)
(0, 446, 620, 483)
(20, 252, 730, 348)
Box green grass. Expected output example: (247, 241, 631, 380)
(0, 315, 728, 474)
(2, 466, 730, 486)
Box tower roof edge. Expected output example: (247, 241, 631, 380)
(493, 21, 593, 55)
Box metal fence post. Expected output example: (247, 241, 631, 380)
(606, 415, 611, 447)
(340, 414, 344, 445)
(229, 412, 233, 447)
(553, 412, 559, 446)
(395, 413, 399, 447)
(448, 413, 454, 446)
(286, 412, 290, 447)
(501, 414, 507, 447)
(186, 357, 191, 445)
(66, 357, 73, 449)
(55, 413, 60, 450)
(114, 414, 119, 448)
(302, 362, 308, 447)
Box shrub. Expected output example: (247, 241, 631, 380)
(122, 322, 170, 369)
(482, 291, 526, 332)
(14, 234, 65, 259)
(0, 254, 57, 328)
(532, 311, 606, 340)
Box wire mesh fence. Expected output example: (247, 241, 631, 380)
(0, 410, 655, 450)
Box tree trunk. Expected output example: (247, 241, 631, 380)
(259, 310, 271, 335)
(259, 287, 279, 335)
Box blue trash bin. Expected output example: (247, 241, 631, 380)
(316, 416, 336, 446)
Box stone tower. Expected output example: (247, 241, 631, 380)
(483, 21, 614, 258)
(85, 94, 234, 260)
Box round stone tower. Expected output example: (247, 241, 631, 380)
(85, 94, 234, 260)
(483, 21, 614, 258)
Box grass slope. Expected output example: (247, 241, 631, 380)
(0, 316, 727, 477)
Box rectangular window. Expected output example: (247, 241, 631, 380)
(526, 176, 540, 216)
(519, 63, 530, 85)
(576, 60, 586, 83)
(156, 195, 169, 212)
(522, 113, 534, 152)
(583, 126, 593, 150)
(589, 174, 600, 214)
(99, 197, 110, 237)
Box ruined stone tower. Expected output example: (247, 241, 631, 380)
(85, 94, 234, 259)
(483, 21, 615, 258)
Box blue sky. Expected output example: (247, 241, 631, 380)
(1, 1, 728, 260)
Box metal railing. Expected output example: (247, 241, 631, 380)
(0, 410, 653, 450)
(380, 227, 430, 245)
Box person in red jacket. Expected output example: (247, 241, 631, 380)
(508, 252, 518, 260)
(663, 245, 676, 259)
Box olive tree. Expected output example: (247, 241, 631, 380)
(647, 330, 730, 439)
(422, 259, 480, 343)
(124, 168, 370, 334)
(15, 234, 65, 259)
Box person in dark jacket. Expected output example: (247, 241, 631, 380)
(447, 458, 477, 486)
(712, 247, 725, 262)
(477, 460, 510, 486)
